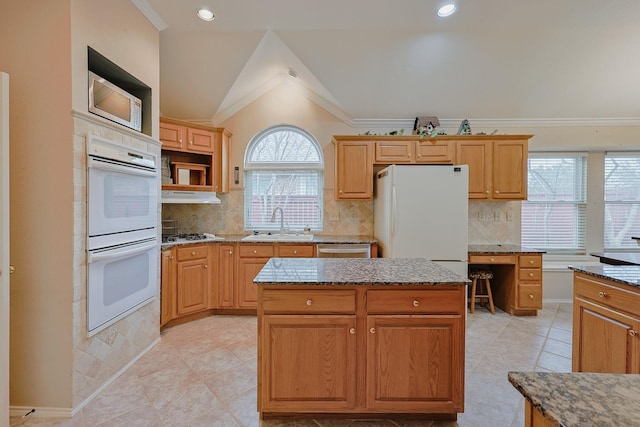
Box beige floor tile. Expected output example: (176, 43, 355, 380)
(151, 382, 224, 426)
(81, 371, 150, 426)
(547, 327, 573, 344)
(11, 306, 576, 427)
(95, 402, 163, 427)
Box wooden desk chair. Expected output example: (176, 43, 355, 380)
(469, 269, 495, 314)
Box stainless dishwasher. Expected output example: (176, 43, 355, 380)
(316, 243, 371, 258)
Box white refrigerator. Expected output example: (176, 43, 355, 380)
(374, 164, 469, 277)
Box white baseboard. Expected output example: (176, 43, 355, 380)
(9, 406, 71, 418)
(543, 298, 573, 304)
(9, 336, 161, 418)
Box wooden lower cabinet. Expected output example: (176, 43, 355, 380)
(367, 315, 463, 411)
(175, 245, 210, 315)
(572, 272, 640, 374)
(261, 315, 357, 411)
(217, 243, 235, 308)
(258, 286, 465, 417)
(160, 249, 176, 326)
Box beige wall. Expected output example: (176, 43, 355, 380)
(0, 0, 75, 409)
(0, 0, 159, 412)
(71, 0, 160, 139)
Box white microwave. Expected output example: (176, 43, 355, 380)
(88, 71, 142, 132)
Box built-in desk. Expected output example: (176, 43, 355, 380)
(468, 245, 546, 316)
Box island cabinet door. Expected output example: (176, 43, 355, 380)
(573, 298, 640, 374)
(366, 315, 464, 412)
(260, 315, 357, 412)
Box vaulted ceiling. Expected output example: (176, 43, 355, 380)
(135, 0, 640, 126)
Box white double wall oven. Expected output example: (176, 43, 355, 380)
(87, 135, 159, 336)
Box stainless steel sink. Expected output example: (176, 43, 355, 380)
(241, 233, 314, 242)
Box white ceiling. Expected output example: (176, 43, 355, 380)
(136, 0, 640, 126)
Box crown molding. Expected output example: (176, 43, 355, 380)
(350, 117, 640, 129)
(131, 0, 168, 31)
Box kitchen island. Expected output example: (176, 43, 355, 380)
(254, 257, 469, 420)
(509, 371, 640, 426)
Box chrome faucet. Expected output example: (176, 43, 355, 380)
(270, 207, 285, 235)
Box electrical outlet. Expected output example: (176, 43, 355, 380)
(506, 210, 513, 221)
(329, 212, 339, 221)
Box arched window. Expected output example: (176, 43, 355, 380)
(244, 125, 324, 231)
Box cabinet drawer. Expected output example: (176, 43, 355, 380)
(519, 255, 542, 268)
(239, 244, 275, 258)
(278, 245, 314, 257)
(176, 245, 208, 261)
(468, 254, 516, 264)
(519, 268, 542, 281)
(574, 274, 640, 317)
(367, 289, 463, 314)
(261, 289, 356, 314)
(518, 284, 542, 309)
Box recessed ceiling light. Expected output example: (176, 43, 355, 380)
(287, 68, 299, 79)
(196, 8, 215, 22)
(437, 3, 457, 17)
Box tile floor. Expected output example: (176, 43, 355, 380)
(10, 302, 573, 427)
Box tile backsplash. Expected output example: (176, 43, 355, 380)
(162, 189, 374, 236)
(162, 190, 518, 244)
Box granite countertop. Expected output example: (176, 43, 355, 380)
(468, 244, 546, 255)
(161, 234, 377, 249)
(589, 251, 640, 266)
(253, 258, 470, 286)
(508, 371, 640, 427)
(569, 264, 640, 289)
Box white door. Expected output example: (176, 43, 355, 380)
(0, 72, 10, 427)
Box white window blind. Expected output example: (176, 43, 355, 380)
(244, 125, 324, 231)
(604, 153, 640, 250)
(522, 154, 587, 254)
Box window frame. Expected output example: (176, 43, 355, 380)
(522, 153, 588, 255)
(243, 125, 324, 232)
(604, 152, 640, 252)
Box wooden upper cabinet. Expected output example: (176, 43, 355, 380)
(415, 140, 455, 164)
(375, 140, 414, 163)
(456, 137, 530, 201)
(492, 139, 528, 200)
(186, 127, 214, 153)
(160, 117, 232, 193)
(456, 141, 492, 199)
(334, 135, 532, 201)
(159, 122, 186, 150)
(334, 139, 373, 200)
(374, 140, 454, 164)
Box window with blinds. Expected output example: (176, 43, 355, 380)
(244, 125, 324, 231)
(604, 153, 640, 250)
(522, 154, 587, 254)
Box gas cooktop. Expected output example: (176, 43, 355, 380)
(162, 233, 222, 243)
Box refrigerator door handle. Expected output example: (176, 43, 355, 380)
(391, 185, 397, 240)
